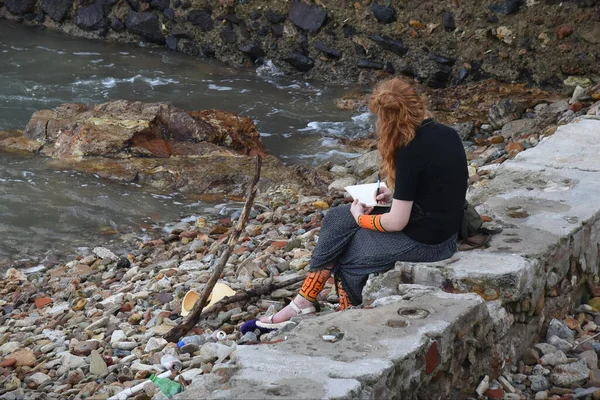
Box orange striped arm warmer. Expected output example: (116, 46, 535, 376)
(357, 214, 387, 232)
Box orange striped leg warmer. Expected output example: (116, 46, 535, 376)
(299, 268, 332, 302)
(358, 214, 387, 232)
(336, 278, 352, 310)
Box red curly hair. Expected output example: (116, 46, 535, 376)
(368, 78, 429, 189)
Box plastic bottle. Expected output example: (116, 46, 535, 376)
(160, 354, 183, 372)
(149, 374, 184, 399)
(177, 335, 206, 348)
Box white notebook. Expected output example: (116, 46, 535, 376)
(344, 182, 391, 207)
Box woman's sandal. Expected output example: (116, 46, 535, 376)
(240, 299, 319, 335)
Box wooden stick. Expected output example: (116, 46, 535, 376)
(194, 275, 305, 321)
(164, 156, 262, 343)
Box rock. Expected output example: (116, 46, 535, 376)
(5, 0, 36, 15)
(489, 99, 524, 129)
(125, 12, 165, 44)
(564, 76, 593, 87)
(72, 340, 100, 356)
(329, 177, 357, 192)
(93, 247, 118, 261)
(548, 335, 573, 353)
(76, 2, 107, 31)
(288, 1, 327, 33)
(547, 319, 575, 343)
(150, 0, 169, 11)
(557, 24, 573, 39)
(369, 35, 408, 56)
(314, 41, 342, 59)
(349, 150, 378, 178)
(523, 347, 540, 365)
(357, 60, 384, 70)
(35, 296, 53, 308)
(282, 52, 315, 72)
(534, 343, 558, 356)
(571, 86, 592, 104)
(60, 353, 87, 372)
(239, 42, 265, 64)
(452, 122, 475, 141)
(579, 350, 598, 369)
(271, 289, 293, 299)
(371, 3, 396, 24)
(111, 330, 127, 344)
(0, 342, 22, 356)
(501, 119, 538, 139)
(476, 375, 490, 396)
(0, 358, 17, 368)
(550, 359, 590, 387)
(27, 372, 51, 387)
(535, 391, 548, 400)
(443, 12, 456, 31)
(67, 369, 85, 385)
(7, 348, 36, 367)
(90, 350, 108, 375)
(578, 23, 600, 44)
(42, 0, 73, 22)
(530, 375, 551, 392)
(265, 10, 285, 24)
(145, 337, 168, 353)
(540, 350, 567, 366)
(188, 9, 214, 31)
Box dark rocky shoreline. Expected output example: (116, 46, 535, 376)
(1, 0, 599, 89)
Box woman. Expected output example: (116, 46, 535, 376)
(247, 77, 468, 331)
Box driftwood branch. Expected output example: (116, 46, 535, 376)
(165, 156, 262, 343)
(193, 275, 305, 321)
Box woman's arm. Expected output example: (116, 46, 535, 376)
(350, 186, 413, 232)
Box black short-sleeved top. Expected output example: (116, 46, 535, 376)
(392, 119, 468, 244)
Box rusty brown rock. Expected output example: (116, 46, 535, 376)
(557, 24, 573, 40)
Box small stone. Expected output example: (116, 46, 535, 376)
(35, 296, 54, 309)
(128, 313, 143, 325)
(476, 375, 490, 396)
(72, 340, 99, 356)
(535, 391, 548, 400)
(523, 348, 540, 365)
(557, 24, 573, 39)
(546, 319, 575, 343)
(548, 335, 573, 353)
(93, 247, 118, 261)
(111, 330, 127, 344)
(485, 388, 504, 399)
(530, 375, 551, 392)
(0, 342, 21, 355)
(371, 3, 396, 24)
(72, 298, 87, 311)
(550, 359, 590, 387)
(271, 289, 293, 299)
(7, 348, 36, 367)
(0, 358, 17, 368)
(27, 372, 51, 387)
(90, 350, 107, 375)
(540, 350, 567, 366)
(534, 343, 558, 356)
(579, 350, 598, 369)
(67, 369, 85, 385)
(144, 337, 168, 353)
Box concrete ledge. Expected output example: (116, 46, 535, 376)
(213, 289, 487, 399)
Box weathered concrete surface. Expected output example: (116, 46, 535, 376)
(216, 118, 600, 399)
(209, 288, 488, 400)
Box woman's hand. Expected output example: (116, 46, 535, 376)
(375, 186, 393, 204)
(350, 199, 373, 223)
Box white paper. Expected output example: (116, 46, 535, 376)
(344, 182, 391, 207)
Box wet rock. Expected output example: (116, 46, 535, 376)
(443, 12, 455, 31)
(110, 16, 125, 32)
(314, 41, 342, 59)
(239, 42, 265, 64)
(220, 25, 237, 44)
(550, 359, 590, 387)
(5, 0, 36, 15)
(188, 10, 214, 31)
(489, 99, 524, 129)
(282, 52, 315, 72)
(371, 3, 396, 24)
(288, 1, 327, 33)
(126, 11, 165, 44)
(41, 0, 73, 22)
(369, 35, 408, 57)
(163, 8, 174, 20)
(76, 2, 106, 31)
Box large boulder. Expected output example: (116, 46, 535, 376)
(126, 11, 165, 44)
(76, 2, 106, 31)
(5, 0, 36, 15)
(41, 0, 73, 22)
(0, 101, 332, 196)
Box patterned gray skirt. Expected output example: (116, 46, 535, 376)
(309, 205, 456, 305)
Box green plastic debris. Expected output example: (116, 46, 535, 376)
(149, 374, 184, 399)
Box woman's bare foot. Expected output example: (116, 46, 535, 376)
(259, 295, 314, 324)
